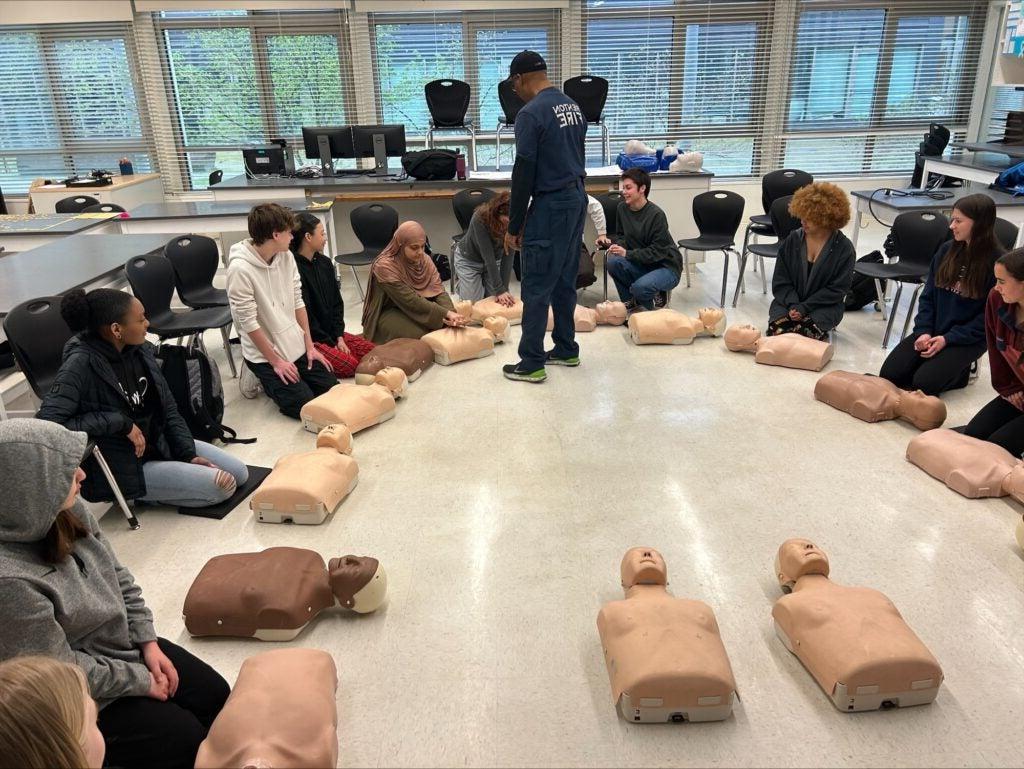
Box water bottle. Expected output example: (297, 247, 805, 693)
(661, 143, 678, 171)
(455, 153, 467, 181)
(118, 157, 134, 175)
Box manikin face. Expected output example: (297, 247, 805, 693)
(619, 178, 645, 207)
(81, 686, 105, 768)
(61, 467, 86, 511)
(994, 263, 1024, 305)
(776, 538, 830, 589)
(110, 298, 150, 347)
(948, 208, 974, 243)
(620, 547, 667, 588)
(401, 236, 427, 266)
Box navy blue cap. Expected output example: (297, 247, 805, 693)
(508, 50, 547, 78)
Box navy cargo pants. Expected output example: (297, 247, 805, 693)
(517, 181, 588, 372)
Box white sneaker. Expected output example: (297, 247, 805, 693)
(239, 366, 262, 399)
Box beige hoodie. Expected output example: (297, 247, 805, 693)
(227, 239, 307, 365)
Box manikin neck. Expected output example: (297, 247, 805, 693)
(624, 583, 668, 600)
(791, 573, 831, 592)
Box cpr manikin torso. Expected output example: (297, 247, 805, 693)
(628, 308, 726, 345)
(815, 371, 946, 430)
(183, 546, 387, 640)
(906, 428, 1024, 500)
(547, 305, 598, 333)
(299, 368, 403, 434)
(596, 548, 737, 723)
(421, 326, 496, 365)
(771, 538, 942, 712)
(354, 338, 434, 385)
(724, 325, 834, 371)
(195, 648, 338, 769)
(471, 295, 523, 325)
(250, 425, 358, 524)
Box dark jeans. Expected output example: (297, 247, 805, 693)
(517, 183, 587, 371)
(879, 334, 985, 396)
(606, 256, 679, 308)
(965, 395, 1024, 457)
(247, 353, 337, 419)
(99, 638, 229, 769)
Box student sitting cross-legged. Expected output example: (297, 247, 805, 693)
(227, 203, 337, 417)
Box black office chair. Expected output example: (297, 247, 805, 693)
(676, 191, 745, 308)
(740, 169, 813, 280)
(55, 195, 100, 213)
(563, 75, 610, 164)
(495, 79, 526, 171)
(3, 296, 139, 529)
(732, 195, 802, 307)
(425, 79, 476, 170)
(855, 211, 950, 348)
(595, 190, 624, 300)
(335, 203, 399, 301)
(164, 235, 228, 310)
(81, 203, 126, 214)
(124, 253, 237, 377)
(996, 217, 1019, 252)
(209, 170, 223, 186)
(449, 188, 497, 292)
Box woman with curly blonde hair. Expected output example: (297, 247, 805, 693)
(768, 181, 855, 340)
(0, 656, 105, 768)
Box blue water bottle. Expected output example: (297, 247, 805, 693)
(118, 157, 134, 175)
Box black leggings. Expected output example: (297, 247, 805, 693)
(964, 396, 1024, 458)
(879, 335, 985, 396)
(99, 638, 229, 769)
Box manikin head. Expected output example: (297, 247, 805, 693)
(775, 538, 830, 592)
(316, 424, 353, 455)
(1004, 464, 1024, 507)
(620, 547, 667, 589)
(374, 367, 408, 398)
(898, 388, 947, 429)
(328, 556, 388, 613)
(698, 307, 726, 333)
(724, 324, 761, 352)
(671, 151, 703, 172)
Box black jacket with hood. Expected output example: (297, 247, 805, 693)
(37, 334, 196, 501)
(295, 250, 346, 345)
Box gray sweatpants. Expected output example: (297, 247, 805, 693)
(453, 244, 495, 302)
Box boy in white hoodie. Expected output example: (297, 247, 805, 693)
(227, 204, 335, 419)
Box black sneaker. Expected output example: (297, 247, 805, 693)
(623, 299, 637, 313)
(545, 351, 580, 367)
(502, 363, 547, 383)
(653, 291, 668, 309)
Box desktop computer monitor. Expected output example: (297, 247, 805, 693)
(352, 124, 407, 176)
(242, 146, 286, 178)
(302, 126, 355, 177)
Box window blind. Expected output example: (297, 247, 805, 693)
(0, 23, 152, 194)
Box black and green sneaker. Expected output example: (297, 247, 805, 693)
(545, 351, 580, 367)
(502, 364, 547, 383)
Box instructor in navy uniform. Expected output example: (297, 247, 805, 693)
(502, 50, 588, 383)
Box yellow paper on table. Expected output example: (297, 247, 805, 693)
(73, 213, 118, 219)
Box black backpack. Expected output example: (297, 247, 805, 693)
(401, 149, 457, 180)
(845, 250, 887, 311)
(157, 343, 254, 445)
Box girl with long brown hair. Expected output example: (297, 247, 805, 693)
(452, 191, 517, 305)
(880, 193, 1003, 395)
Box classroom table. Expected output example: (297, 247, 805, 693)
(29, 173, 164, 214)
(120, 199, 338, 260)
(918, 154, 1010, 189)
(0, 212, 121, 253)
(960, 141, 1024, 158)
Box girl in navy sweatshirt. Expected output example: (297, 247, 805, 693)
(965, 247, 1024, 456)
(879, 194, 1003, 395)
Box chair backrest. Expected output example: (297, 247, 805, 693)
(596, 190, 624, 237)
(768, 195, 802, 242)
(995, 217, 1019, 252)
(692, 190, 745, 241)
(81, 203, 125, 214)
(891, 211, 951, 268)
(497, 79, 526, 126)
(164, 234, 219, 300)
(55, 195, 99, 213)
(350, 203, 399, 251)
(452, 188, 497, 230)
(564, 75, 609, 123)
(761, 169, 813, 215)
(124, 252, 176, 319)
(3, 296, 74, 398)
(209, 169, 223, 186)
(424, 79, 471, 128)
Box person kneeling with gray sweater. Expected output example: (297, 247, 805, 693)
(0, 418, 229, 769)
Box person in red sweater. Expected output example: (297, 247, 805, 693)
(965, 247, 1024, 455)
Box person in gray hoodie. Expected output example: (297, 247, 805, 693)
(0, 418, 229, 769)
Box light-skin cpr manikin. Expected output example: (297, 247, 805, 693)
(299, 368, 405, 434)
(597, 548, 737, 723)
(421, 325, 498, 365)
(906, 427, 1024, 500)
(724, 324, 834, 371)
(815, 370, 947, 430)
(195, 648, 339, 769)
(546, 301, 630, 332)
(628, 308, 726, 345)
(771, 538, 943, 712)
(471, 295, 523, 324)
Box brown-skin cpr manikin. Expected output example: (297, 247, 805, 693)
(597, 548, 737, 723)
(772, 538, 943, 712)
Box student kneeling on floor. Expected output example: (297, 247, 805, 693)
(228, 203, 337, 418)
